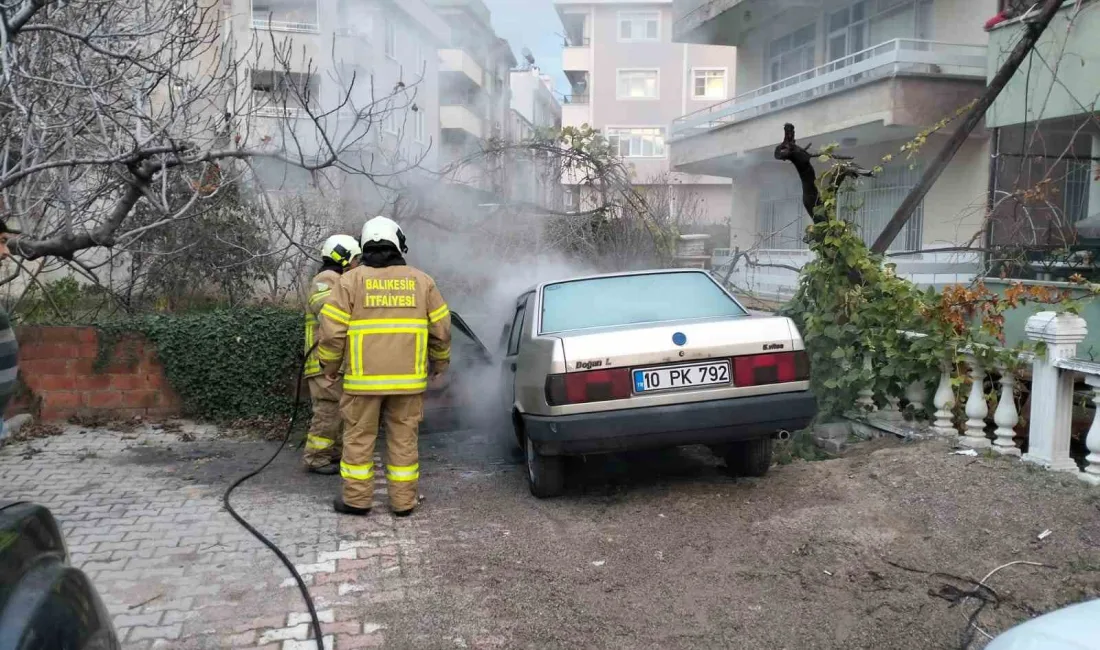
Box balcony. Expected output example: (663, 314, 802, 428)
(440, 49, 485, 88)
(673, 40, 986, 139)
(674, 0, 812, 46)
(561, 43, 591, 74)
(251, 0, 320, 33)
(440, 105, 484, 139)
(670, 39, 988, 177)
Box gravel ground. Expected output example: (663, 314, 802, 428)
(3, 421, 1098, 650)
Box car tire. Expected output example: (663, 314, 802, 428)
(525, 435, 564, 498)
(724, 437, 774, 477)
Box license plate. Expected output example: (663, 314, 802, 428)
(633, 361, 731, 393)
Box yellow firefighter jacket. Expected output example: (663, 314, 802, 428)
(304, 268, 341, 378)
(317, 264, 451, 395)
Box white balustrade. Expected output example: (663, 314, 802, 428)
(992, 367, 1021, 457)
(1082, 376, 1100, 485)
(905, 379, 928, 419)
(932, 363, 957, 438)
(882, 317, 1100, 486)
(857, 354, 875, 411)
(1023, 312, 1087, 473)
(961, 354, 991, 448)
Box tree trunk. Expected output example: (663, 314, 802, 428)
(869, 0, 1068, 255)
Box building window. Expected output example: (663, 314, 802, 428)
(692, 69, 726, 100)
(767, 23, 816, 84)
(616, 69, 659, 100)
(606, 127, 665, 158)
(618, 11, 659, 42)
(385, 19, 397, 59)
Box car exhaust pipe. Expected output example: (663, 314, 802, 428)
(775, 430, 791, 442)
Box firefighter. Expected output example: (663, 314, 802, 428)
(316, 216, 451, 517)
(302, 234, 362, 475)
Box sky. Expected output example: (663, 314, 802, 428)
(483, 0, 568, 96)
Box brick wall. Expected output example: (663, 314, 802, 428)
(9, 326, 181, 422)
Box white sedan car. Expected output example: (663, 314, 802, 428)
(498, 269, 818, 497)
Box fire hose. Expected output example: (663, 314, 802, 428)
(221, 310, 490, 650)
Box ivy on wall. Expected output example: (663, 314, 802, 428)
(96, 308, 305, 421)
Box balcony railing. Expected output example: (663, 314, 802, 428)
(251, 17, 320, 33)
(562, 94, 590, 105)
(565, 37, 591, 47)
(254, 105, 305, 119)
(671, 39, 987, 139)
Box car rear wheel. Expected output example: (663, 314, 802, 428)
(525, 436, 564, 498)
(724, 437, 774, 477)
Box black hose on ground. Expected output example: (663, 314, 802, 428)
(222, 346, 324, 649)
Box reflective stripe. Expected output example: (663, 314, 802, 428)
(343, 375, 428, 393)
(306, 435, 335, 450)
(317, 345, 343, 362)
(348, 318, 427, 331)
(321, 304, 351, 325)
(340, 461, 375, 481)
(386, 463, 419, 482)
(429, 346, 450, 361)
(309, 289, 332, 305)
(428, 304, 450, 324)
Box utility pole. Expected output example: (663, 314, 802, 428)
(869, 0, 1069, 255)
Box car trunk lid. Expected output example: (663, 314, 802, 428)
(559, 316, 796, 372)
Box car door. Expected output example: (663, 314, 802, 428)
(500, 294, 530, 414)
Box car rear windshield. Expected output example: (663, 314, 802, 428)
(539, 272, 746, 334)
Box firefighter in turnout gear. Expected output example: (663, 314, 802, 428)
(317, 216, 451, 516)
(302, 234, 362, 474)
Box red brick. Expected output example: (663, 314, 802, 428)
(322, 622, 361, 636)
(109, 374, 150, 391)
(120, 390, 160, 409)
(20, 358, 72, 375)
(336, 559, 376, 572)
(43, 392, 81, 409)
(30, 374, 77, 392)
(77, 329, 97, 344)
(85, 391, 124, 409)
(75, 374, 113, 391)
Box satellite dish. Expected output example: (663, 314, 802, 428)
(521, 47, 535, 66)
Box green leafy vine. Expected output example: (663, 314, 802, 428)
(94, 308, 304, 421)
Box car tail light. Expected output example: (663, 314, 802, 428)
(545, 368, 633, 406)
(733, 351, 810, 387)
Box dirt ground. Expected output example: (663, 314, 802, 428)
(3, 421, 1099, 650)
(406, 432, 1100, 650)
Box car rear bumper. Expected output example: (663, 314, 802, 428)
(521, 391, 817, 456)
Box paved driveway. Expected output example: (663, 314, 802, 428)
(2, 423, 1098, 649)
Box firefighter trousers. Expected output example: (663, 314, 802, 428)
(303, 375, 343, 469)
(339, 393, 423, 512)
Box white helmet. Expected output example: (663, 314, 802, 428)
(361, 215, 407, 253)
(321, 234, 362, 268)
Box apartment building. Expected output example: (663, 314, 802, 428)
(233, 0, 449, 195)
(429, 0, 517, 194)
(555, 0, 736, 227)
(671, 0, 996, 297)
(510, 66, 564, 209)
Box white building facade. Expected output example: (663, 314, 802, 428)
(671, 0, 997, 299)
